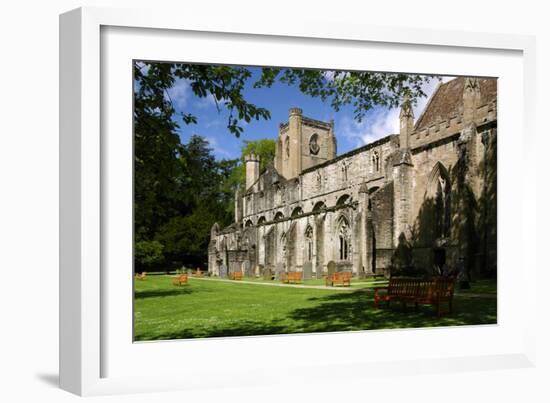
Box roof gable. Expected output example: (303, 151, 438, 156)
(415, 77, 497, 131)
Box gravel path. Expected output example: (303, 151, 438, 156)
(187, 276, 370, 291)
(185, 277, 496, 297)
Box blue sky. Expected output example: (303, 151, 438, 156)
(165, 66, 453, 160)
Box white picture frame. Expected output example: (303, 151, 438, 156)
(60, 6, 537, 396)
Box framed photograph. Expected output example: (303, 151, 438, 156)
(60, 6, 536, 396)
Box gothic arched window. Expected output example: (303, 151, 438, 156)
(291, 206, 303, 218)
(341, 162, 349, 182)
(372, 151, 380, 172)
(428, 163, 451, 239)
(309, 133, 320, 155)
(305, 225, 313, 262)
(337, 216, 350, 261)
(435, 176, 451, 238)
(336, 194, 350, 207)
(280, 232, 287, 254)
(284, 135, 290, 158)
(312, 201, 326, 213)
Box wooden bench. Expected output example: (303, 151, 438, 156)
(281, 271, 303, 284)
(374, 277, 455, 317)
(194, 269, 204, 277)
(229, 271, 243, 280)
(172, 274, 188, 286)
(135, 271, 146, 280)
(325, 271, 352, 287)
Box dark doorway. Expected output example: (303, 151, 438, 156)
(434, 248, 446, 270)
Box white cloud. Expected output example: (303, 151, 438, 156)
(195, 93, 218, 109)
(323, 70, 335, 82)
(166, 78, 191, 110)
(205, 118, 223, 129)
(204, 135, 232, 158)
(337, 109, 400, 148)
(194, 93, 231, 111)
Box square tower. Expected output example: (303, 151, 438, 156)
(274, 108, 337, 179)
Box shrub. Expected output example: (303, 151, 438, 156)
(135, 240, 164, 271)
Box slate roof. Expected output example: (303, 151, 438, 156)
(415, 77, 497, 131)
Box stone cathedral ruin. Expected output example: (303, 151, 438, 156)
(208, 77, 497, 280)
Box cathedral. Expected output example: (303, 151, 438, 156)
(208, 77, 497, 279)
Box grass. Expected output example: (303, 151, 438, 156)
(134, 275, 497, 341)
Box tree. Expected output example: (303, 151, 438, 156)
(134, 240, 164, 272)
(155, 206, 217, 269)
(241, 139, 277, 170)
(133, 61, 438, 269)
(254, 69, 434, 122)
(223, 139, 277, 191)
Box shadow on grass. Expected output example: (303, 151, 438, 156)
(135, 287, 194, 299)
(288, 290, 496, 333)
(135, 288, 496, 341)
(135, 320, 289, 341)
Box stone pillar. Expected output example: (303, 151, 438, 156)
(274, 135, 283, 173)
(393, 154, 413, 246)
(392, 97, 415, 246)
(359, 184, 370, 276)
(315, 215, 325, 276)
(258, 225, 265, 267)
(245, 153, 260, 190)
(399, 93, 414, 150)
(328, 119, 337, 159)
(234, 187, 242, 223)
(461, 77, 482, 193)
(455, 77, 482, 278)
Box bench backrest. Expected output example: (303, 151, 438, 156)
(432, 277, 455, 297)
(387, 277, 455, 298)
(330, 272, 352, 281)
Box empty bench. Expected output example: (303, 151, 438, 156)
(172, 274, 188, 286)
(281, 271, 303, 284)
(229, 271, 243, 280)
(325, 271, 352, 287)
(374, 277, 455, 317)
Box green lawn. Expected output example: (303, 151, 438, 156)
(134, 275, 497, 341)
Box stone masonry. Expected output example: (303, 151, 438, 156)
(208, 77, 497, 278)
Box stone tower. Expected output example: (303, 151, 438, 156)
(245, 153, 260, 190)
(274, 108, 337, 179)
